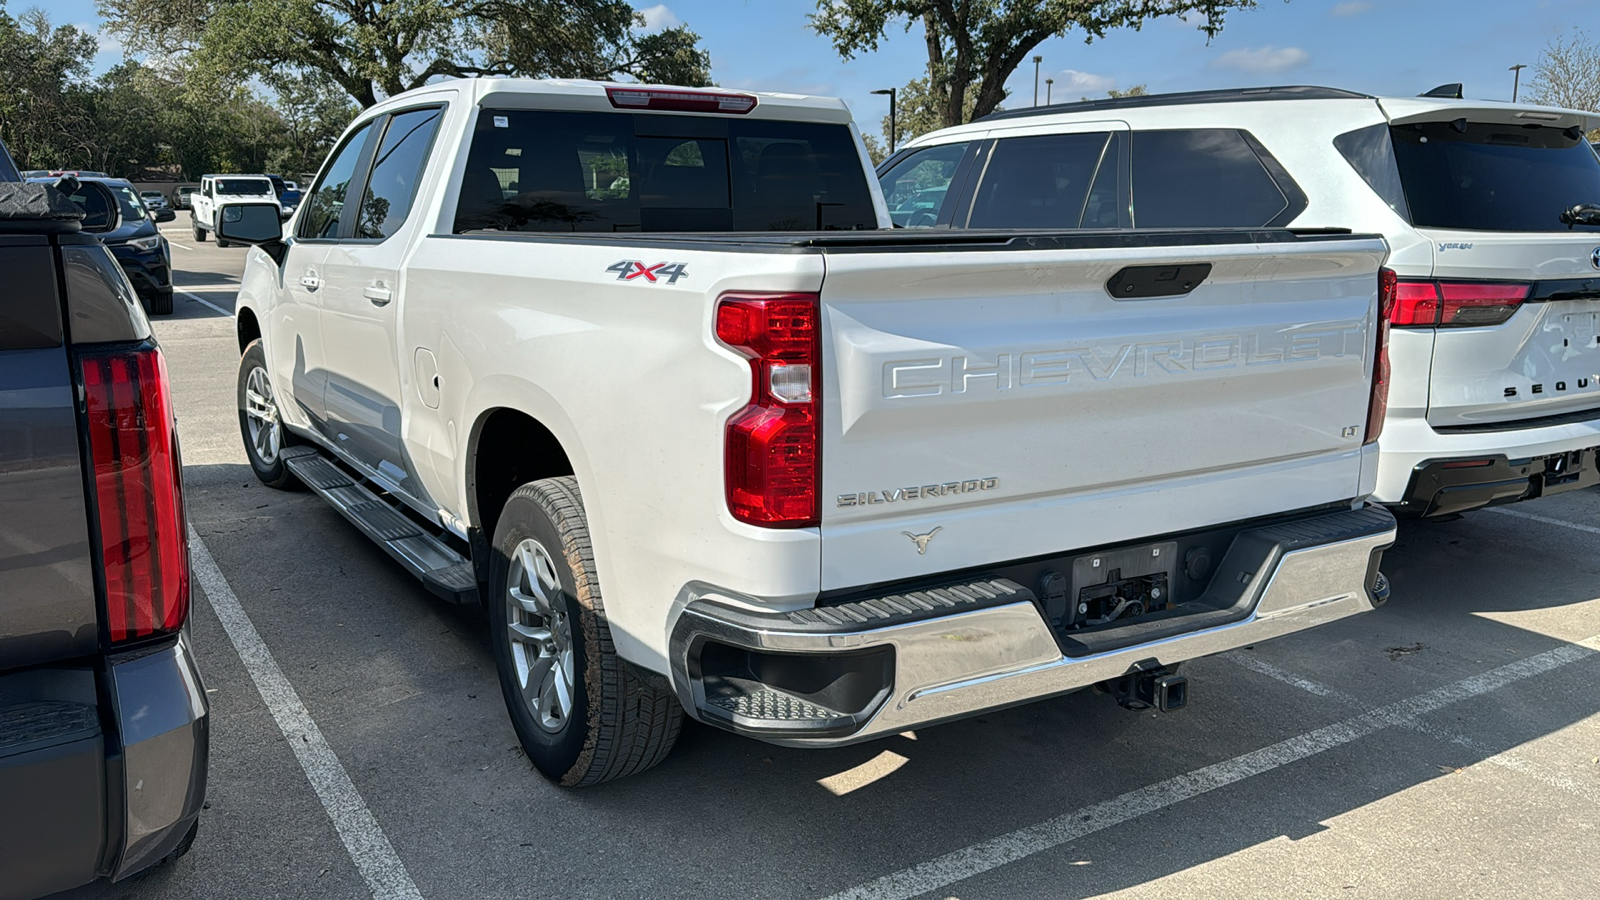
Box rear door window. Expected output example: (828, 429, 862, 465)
(1390, 120, 1600, 232)
(969, 132, 1112, 229)
(452, 109, 878, 233)
(355, 106, 445, 240)
(878, 142, 969, 227)
(1130, 129, 1302, 228)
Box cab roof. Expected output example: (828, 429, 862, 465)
(365, 77, 857, 126)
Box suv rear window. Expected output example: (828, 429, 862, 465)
(1391, 120, 1600, 232)
(1130, 129, 1303, 228)
(453, 109, 877, 233)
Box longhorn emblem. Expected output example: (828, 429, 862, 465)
(902, 526, 942, 555)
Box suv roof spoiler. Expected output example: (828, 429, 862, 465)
(975, 85, 1374, 123)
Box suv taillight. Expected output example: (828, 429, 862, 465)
(715, 292, 820, 527)
(1391, 278, 1530, 327)
(81, 346, 189, 644)
(1367, 268, 1396, 444)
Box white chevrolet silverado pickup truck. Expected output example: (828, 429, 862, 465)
(220, 78, 1398, 787)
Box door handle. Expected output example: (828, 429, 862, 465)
(299, 271, 320, 291)
(364, 285, 393, 306)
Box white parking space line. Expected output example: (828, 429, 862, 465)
(189, 527, 426, 900)
(1228, 650, 1600, 802)
(1485, 506, 1600, 536)
(179, 290, 233, 317)
(822, 640, 1598, 900)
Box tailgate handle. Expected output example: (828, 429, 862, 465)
(1106, 263, 1212, 300)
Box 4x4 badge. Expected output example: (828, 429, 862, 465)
(606, 260, 689, 284)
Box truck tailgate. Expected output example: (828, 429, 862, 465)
(817, 232, 1388, 589)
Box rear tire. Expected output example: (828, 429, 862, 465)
(489, 477, 682, 786)
(237, 340, 302, 490)
(217, 239, 232, 249)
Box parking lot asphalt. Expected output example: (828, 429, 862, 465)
(54, 218, 1600, 899)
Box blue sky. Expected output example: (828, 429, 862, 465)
(38, 0, 1599, 136)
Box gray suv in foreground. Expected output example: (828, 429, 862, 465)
(0, 156, 207, 898)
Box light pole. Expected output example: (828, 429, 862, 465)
(1033, 56, 1044, 106)
(1510, 63, 1527, 102)
(871, 88, 897, 153)
(1046, 78, 1054, 106)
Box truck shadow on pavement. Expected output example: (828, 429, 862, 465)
(182, 463, 1600, 900)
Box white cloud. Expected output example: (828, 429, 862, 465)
(1053, 69, 1116, 95)
(1212, 46, 1311, 74)
(637, 4, 680, 31)
(1331, 1, 1374, 16)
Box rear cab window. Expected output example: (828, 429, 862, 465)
(452, 109, 878, 233)
(1389, 120, 1600, 232)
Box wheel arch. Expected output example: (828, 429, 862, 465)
(236, 304, 261, 354)
(466, 406, 577, 550)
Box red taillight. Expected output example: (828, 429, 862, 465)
(81, 346, 189, 644)
(606, 86, 758, 115)
(716, 293, 819, 527)
(1367, 268, 1396, 444)
(1390, 278, 1530, 327)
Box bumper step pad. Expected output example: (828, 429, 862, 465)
(283, 447, 478, 604)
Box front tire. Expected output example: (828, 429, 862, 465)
(192, 221, 207, 242)
(237, 340, 301, 489)
(489, 477, 682, 786)
(146, 288, 174, 316)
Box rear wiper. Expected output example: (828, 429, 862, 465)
(1560, 203, 1600, 228)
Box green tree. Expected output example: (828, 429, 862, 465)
(878, 75, 984, 148)
(0, 4, 98, 169)
(98, 0, 714, 109)
(266, 72, 360, 176)
(812, 1, 1266, 128)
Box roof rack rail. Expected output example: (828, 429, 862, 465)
(975, 85, 1374, 123)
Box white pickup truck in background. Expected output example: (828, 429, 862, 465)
(219, 78, 1398, 787)
(190, 173, 280, 246)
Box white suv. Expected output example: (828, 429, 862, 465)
(886, 85, 1600, 517)
(191, 174, 281, 246)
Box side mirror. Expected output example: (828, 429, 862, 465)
(215, 202, 284, 245)
(53, 178, 122, 234)
(155, 208, 176, 223)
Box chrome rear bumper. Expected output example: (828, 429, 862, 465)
(670, 505, 1395, 747)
